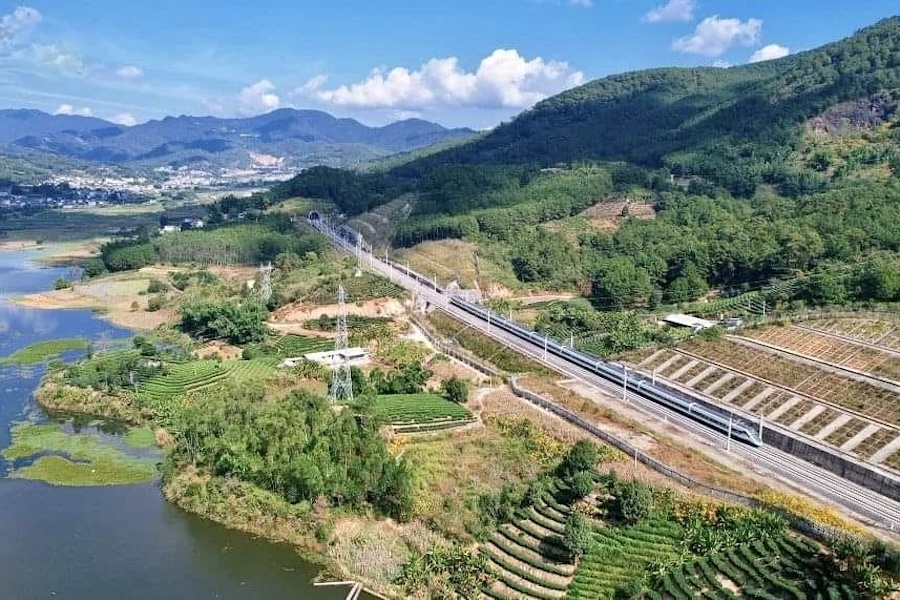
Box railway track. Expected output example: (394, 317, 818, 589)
(312, 219, 900, 532)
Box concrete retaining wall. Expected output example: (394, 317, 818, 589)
(763, 426, 900, 502)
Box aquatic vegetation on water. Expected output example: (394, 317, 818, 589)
(0, 338, 89, 366)
(13, 455, 156, 486)
(2, 422, 157, 486)
(123, 427, 156, 449)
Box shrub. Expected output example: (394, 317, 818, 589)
(563, 512, 593, 560)
(53, 278, 72, 290)
(570, 471, 596, 500)
(146, 295, 165, 312)
(147, 278, 168, 293)
(560, 439, 599, 477)
(80, 257, 107, 279)
(612, 480, 654, 525)
(441, 375, 469, 403)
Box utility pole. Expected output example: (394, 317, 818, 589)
(652, 368, 657, 386)
(543, 334, 548, 361)
(622, 365, 628, 402)
(727, 413, 733, 452)
(329, 285, 353, 404)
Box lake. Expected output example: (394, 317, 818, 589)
(0, 249, 352, 600)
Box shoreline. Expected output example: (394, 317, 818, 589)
(32, 376, 402, 598)
(30, 353, 405, 599)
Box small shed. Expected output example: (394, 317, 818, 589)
(663, 313, 717, 331)
(282, 347, 370, 368)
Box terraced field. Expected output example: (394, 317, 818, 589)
(481, 483, 578, 600)
(567, 519, 683, 599)
(374, 394, 475, 433)
(652, 535, 861, 599)
(274, 334, 333, 357)
(138, 359, 277, 403)
(744, 326, 900, 381)
(686, 340, 900, 426)
(634, 347, 900, 470)
(804, 317, 900, 351)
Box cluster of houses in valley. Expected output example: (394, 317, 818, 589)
(0, 186, 140, 211)
(159, 217, 205, 233)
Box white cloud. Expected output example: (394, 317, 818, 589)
(237, 79, 280, 115)
(673, 15, 762, 57)
(202, 98, 225, 115)
(749, 43, 790, 63)
(116, 65, 143, 79)
(570, 0, 593, 6)
(0, 6, 41, 37)
(54, 103, 92, 116)
(110, 112, 137, 126)
(297, 49, 584, 111)
(644, 0, 694, 23)
(712, 60, 732, 68)
(33, 43, 84, 75)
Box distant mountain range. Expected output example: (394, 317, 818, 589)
(0, 108, 476, 172)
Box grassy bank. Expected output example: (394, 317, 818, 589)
(3, 422, 158, 486)
(35, 375, 144, 425)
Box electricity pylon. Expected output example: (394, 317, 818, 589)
(329, 285, 353, 404)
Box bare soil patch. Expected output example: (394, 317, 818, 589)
(194, 341, 243, 361)
(271, 298, 406, 323)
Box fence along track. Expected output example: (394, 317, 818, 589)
(410, 314, 888, 545)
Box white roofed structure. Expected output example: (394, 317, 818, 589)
(662, 313, 717, 330)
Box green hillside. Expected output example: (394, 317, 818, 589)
(276, 17, 900, 318)
(419, 16, 900, 196)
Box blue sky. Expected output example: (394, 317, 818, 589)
(0, 1, 897, 129)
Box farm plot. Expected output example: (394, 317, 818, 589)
(745, 326, 900, 381)
(686, 341, 818, 389)
(274, 334, 333, 357)
(746, 327, 860, 364)
(805, 318, 900, 351)
(303, 272, 405, 305)
(481, 484, 577, 600)
(853, 427, 898, 461)
(138, 361, 230, 402)
(138, 359, 277, 404)
(374, 394, 474, 432)
(796, 372, 900, 425)
(566, 518, 683, 599)
(686, 340, 900, 427)
(654, 535, 860, 599)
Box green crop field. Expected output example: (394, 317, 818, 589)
(374, 394, 473, 427)
(274, 334, 333, 357)
(138, 359, 277, 403)
(567, 519, 683, 599)
(304, 272, 405, 305)
(651, 535, 860, 599)
(482, 479, 579, 600)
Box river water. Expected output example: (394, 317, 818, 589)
(0, 250, 350, 600)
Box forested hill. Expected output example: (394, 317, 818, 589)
(403, 16, 900, 196)
(280, 15, 900, 206)
(275, 17, 900, 314)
